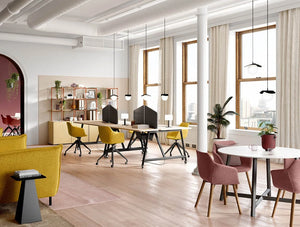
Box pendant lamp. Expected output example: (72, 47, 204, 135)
(142, 24, 151, 101)
(260, 0, 275, 94)
(161, 18, 168, 101)
(244, 0, 262, 74)
(125, 30, 132, 101)
(110, 33, 118, 101)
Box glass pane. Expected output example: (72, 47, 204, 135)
(187, 43, 197, 82)
(239, 81, 276, 128)
(185, 84, 197, 123)
(147, 50, 159, 84)
(242, 28, 276, 78)
(146, 86, 159, 112)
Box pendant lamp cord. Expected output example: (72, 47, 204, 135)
(252, 0, 254, 63)
(113, 33, 116, 89)
(127, 30, 130, 94)
(266, 0, 269, 90)
(163, 18, 166, 94)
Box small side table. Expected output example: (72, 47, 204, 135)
(11, 175, 46, 224)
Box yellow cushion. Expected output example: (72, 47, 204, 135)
(166, 122, 189, 140)
(98, 126, 124, 144)
(0, 145, 62, 203)
(0, 128, 2, 137)
(66, 122, 87, 138)
(0, 134, 27, 152)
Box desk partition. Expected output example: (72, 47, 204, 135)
(102, 104, 118, 124)
(133, 105, 157, 128)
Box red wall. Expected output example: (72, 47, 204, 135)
(0, 55, 21, 129)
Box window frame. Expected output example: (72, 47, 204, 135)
(182, 40, 197, 124)
(143, 47, 160, 106)
(236, 25, 276, 130)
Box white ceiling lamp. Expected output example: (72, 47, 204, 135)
(260, 0, 275, 94)
(244, 0, 262, 74)
(161, 18, 168, 101)
(142, 24, 151, 101)
(125, 30, 132, 101)
(110, 33, 118, 101)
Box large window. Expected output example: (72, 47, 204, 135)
(143, 48, 160, 111)
(182, 40, 197, 123)
(236, 25, 276, 129)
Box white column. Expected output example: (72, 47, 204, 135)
(197, 8, 208, 152)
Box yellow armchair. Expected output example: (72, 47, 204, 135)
(165, 122, 190, 157)
(0, 134, 62, 204)
(0, 128, 2, 137)
(97, 126, 127, 167)
(64, 122, 91, 157)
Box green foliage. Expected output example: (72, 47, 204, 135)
(258, 122, 277, 136)
(207, 96, 239, 139)
(97, 92, 102, 99)
(11, 73, 19, 81)
(54, 80, 61, 99)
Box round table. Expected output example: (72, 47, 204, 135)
(218, 146, 300, 217)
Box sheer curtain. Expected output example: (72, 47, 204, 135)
(277, 8, 300, 148)
(128, 45, 140, 121)
(208, 24, 229, 149)
(159, 37, 174, 144)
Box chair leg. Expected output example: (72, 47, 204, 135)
(116, 151, 128, 164)
(194, 181, 206, 208)
(178, 143, 190, 158)
(290, 193, 296, 227)
(245, 172, 252, 192)
(207, 184, 215, 217)
(111, 145, 115, 168)
(272, 189, 282, 217)
(80, 140, 91, 154)
(282, 190, 286, 198)
(64, 141, 77, 156)
(175, 143, 183, 156)
(232, 184, 242, 214)
(222, 185, 227, 205)
(164, 143, 176, 156)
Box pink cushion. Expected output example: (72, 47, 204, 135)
(213, 140, 241, 165)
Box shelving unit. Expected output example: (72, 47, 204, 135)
(50, 87, 98, 121)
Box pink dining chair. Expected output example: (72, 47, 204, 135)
(194, 151, 242, 217)
(271, 159, 300, 227)
(212, 141, 252, 192)
(281, 159, 295, 198)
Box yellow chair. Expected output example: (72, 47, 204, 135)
(96, 126, 127, 167)
(0, 128, 2, 137)
(164, 122, 190, 157)
(64, 122, 91, 157)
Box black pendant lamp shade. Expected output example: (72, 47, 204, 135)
(260, 0, 275, 94)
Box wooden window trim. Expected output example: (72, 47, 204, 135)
(236, 25, 276, 129)
(143, 47, 160, 105)
(182, 40, 197, 124)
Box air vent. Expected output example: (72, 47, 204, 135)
(73, 36, 124, 49)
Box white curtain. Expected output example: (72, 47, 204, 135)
(277, 8, 300, 148)
(208, 24, 229, 150)
(158, 37, 174, 144)
(128, 45, 140, 121)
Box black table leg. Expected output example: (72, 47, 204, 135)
(141, 133, 150, 168)
(251, 158, 257, 217)
(154, 133, 165, 157)
(266, 158, 271, 196)
(179, 130, 187, 163)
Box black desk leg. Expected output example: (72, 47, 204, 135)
(15, 179, 42, 224)
(251, 158, 257, 217)
(266, 159, 271, 196)
(141, 133, 150, 168)
(180, 130, 187, 163)
(154, 133, 165, 157)
(127, 132, 136, 149)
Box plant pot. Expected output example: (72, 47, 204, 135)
(261, 134, 276, 151)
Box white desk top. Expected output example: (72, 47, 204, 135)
(218, 146, 300, 159)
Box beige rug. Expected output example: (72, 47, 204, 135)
(0, 202, 72, 226)
(40, 172, 119, 210)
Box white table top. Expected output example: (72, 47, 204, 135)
(218, 146, 300, 159)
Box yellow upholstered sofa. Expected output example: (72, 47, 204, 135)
(0, 134, 62, 204)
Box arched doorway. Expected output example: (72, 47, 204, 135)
(0, 54, 24, 135)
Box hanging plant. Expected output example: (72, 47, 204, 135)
(5, 78, 15, 88)
(11, 73, 19, 81)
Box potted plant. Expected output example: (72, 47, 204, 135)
(97, 92, 102, 107)
(207, 96, 239, 139)
(258, 122, 277, 151)
(11, 73, 19, 81)
(54, 80, 61, 99)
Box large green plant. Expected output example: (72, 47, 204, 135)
(207, 96, 239, 139)
(258, 122, 277, 136)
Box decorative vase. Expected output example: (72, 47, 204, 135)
(261, 134, 276, 151)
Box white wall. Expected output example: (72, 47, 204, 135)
(0, 40, 127, 145)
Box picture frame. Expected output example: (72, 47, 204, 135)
(88, 90, 95, 99)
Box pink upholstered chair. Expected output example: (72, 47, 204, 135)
(281, 159, 295, 198)
(271, 159, 300, 227)
(194, 151, 242, 217)
(212, 141, 252, 192)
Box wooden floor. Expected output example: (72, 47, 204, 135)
(55, 141, 300, 227)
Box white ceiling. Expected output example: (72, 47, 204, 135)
(0, 0, 299, 42)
